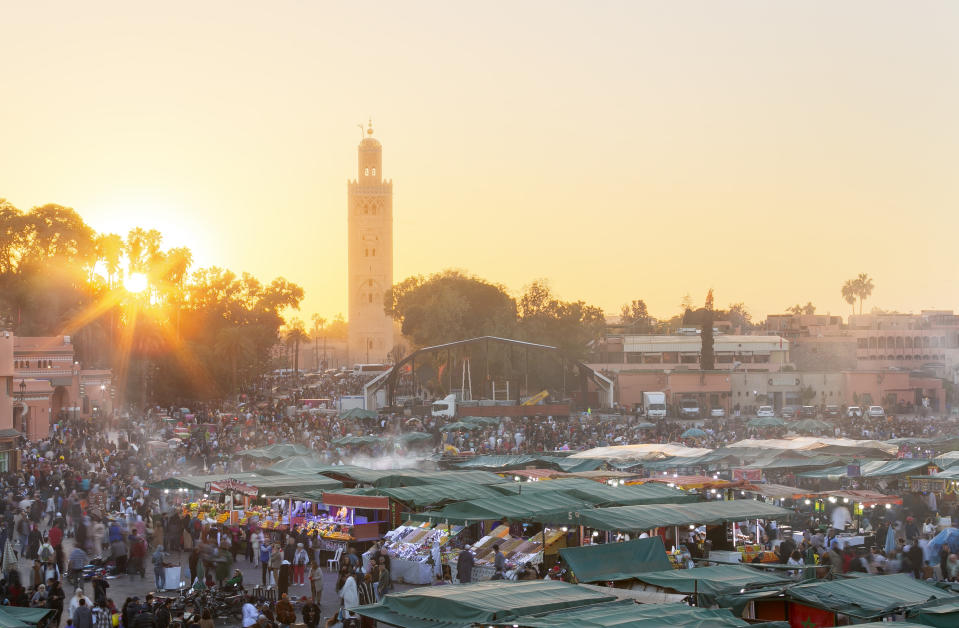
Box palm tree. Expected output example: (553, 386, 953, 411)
(855, 273, 874, 315)
(311, 314, 326, 371)
(216, 326, 254, 398)
(841, 279, 858, 315)
(284, 320, 309, 384)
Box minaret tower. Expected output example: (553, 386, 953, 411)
(347, 119, 394, 364)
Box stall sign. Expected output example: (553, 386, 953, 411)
(207, 479, 258, 496)
(732, 468, 762, 482)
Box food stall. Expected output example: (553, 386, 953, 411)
(293, 493, 391, 556)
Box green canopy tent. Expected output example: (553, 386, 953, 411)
(393, 432, 433, 444)
(783, 573, 957, 621)
(797, 459, 934, 481)
(910, 599, 959, 627)
(681, 428, 707, 439)
(491, 478, 615, 495)
(632, 565, 793, 606)
(411, 492, 594, 525)
(572, 500, 794, 533)
(258, 456, 326, 475)
(561, 482, 698, 507)
(486, 599, 755, 628)
(352, 580, 616, 628)
(237, 443, 313, 460)
(368, 470, 505, 488)
(455, 455, 606, 474)
(559, 537, 672, 583)
(0, 606, 55, 628)
(372, 482, 508, 509)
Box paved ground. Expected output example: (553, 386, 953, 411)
(19, 535, 416, 626)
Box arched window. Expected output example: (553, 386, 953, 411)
(371, 168, 376, 176)
(364, 249, 368, 257)
(868, 337, 877, 349)
(371, 248, 375, 257)
(364, 168, 369, 176)
(368, 294, 373, 304)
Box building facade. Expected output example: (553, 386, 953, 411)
(589, 334, 790, 373)
(0, 332, 13, 433)
(347, 121, 394, 364)
(11, 335, 112, 440)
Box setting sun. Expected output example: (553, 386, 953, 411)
(124, 272, 148, 294)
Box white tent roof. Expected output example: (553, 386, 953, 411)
(569, 443, 714, 460)
(726, 437, 897, 455)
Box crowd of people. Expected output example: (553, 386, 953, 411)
(1, 366, 958, 626)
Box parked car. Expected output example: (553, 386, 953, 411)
(781, 405, 798, 419)
(679, 399, 701, 419)
(757, 405, 775, 418)
(800, 405, 818, 418)
(823, 405, 841, 419)
(846, 406, 863, 418)
(867, 405, 886, 418)
(710, 407, 726, 418)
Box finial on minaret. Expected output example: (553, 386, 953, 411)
(367, 117, 374, 136)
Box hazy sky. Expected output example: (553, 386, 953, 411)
(3, 1, 957, 323)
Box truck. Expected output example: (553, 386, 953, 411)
(431, 393, 571, 419)
(642, 392, 667, 420)
(337, 395, 366, 412)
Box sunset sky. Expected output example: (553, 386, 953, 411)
(3, 1, 957, 323)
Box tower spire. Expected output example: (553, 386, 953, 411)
(367, 117, 374, 136)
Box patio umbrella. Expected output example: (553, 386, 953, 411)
(681, 428, 707, 439)
(2, 538, 18, 573)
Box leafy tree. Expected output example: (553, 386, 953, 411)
(787, 302, 816, 315)
(518, 280, 605, 360)
(385, 270, 517, 347)
(619, 299, 654, 332)
(216, 325, 255, 397)
(285, 318, 309, 380)
(726, 303, 753, 333)
(700, 290, 715, 370)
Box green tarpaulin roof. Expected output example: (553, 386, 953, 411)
(488, 599, 752, 628)
(785, 573, 957, 619)
(560, 537, 672, 583)
(411, 491, 594, 524)
(747, 417, 786, 428)
(455, 455, 605, 474)
(491, 478, 612, 495)
(573, 499, 794, 532)
(0, 606, 55, 627)
(370, 470, 506, 488)
(259, 456, 327, 475)
(148, 471, 341, 495)
(353, 580, 616, 628)
(797, 459, 932, 480)
(562, 482, 698, 507)
(237, 443, 313, 459)
(910, 599, 959, 627)
(634, 565, 793, 598)
(372, 482, 508, 508)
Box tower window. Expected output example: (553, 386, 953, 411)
(369, 279, 373, 286)
(364, 168, 369, 176)
(372, 168, 376, 176)
(368, 294, 373, 304)
(364, 249, 368, 257)
(371, 248, 376, 257)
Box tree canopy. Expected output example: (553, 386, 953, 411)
(0, 198, 304, 404)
